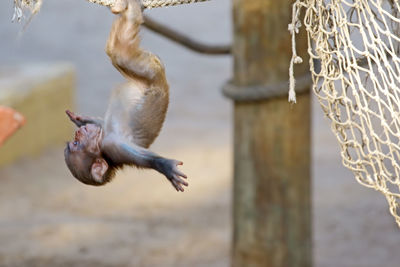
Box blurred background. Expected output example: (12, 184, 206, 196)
(0, 0, 399, 266)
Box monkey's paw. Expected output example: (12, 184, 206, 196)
(66, 110, 82, 123)
(156, 159, 188, 192)
(110, 0, 127, 14)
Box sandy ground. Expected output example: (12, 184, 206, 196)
(1, 1, 400, 266)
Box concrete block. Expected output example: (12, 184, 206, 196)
(0, 63, 75, 166)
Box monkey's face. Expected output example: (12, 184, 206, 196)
(68, 124, 103, 155)
(64, 124, 108, 185)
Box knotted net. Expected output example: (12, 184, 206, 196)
(12, 0, 208, 21)
(289, 0, 400, 225)
(93, 0, 209, 8)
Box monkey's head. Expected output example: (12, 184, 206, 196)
(64, 124, 115, 186)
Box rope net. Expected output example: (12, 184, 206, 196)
(290, 0, 400, 225)
(89, 0, 209, 8)
(12, 0, 208, 21)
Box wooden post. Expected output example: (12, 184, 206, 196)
(231, 0, 311, 266)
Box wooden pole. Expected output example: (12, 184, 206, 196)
(231, 0, 311, 266)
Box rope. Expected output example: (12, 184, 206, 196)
(12, 0, 210, 22)
(223, 74, 311, 102)
(87, 0, 210, 8)
(287, 0, 304, 104)
(143, 15, 230, 55)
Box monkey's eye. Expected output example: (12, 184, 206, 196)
(73, 141, 79, 146)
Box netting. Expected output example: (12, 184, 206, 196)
(88, 0, 209, 8)
(12, 0, 42, 22)
(12, 0, 208, 21)
(290, 0, 400, 225)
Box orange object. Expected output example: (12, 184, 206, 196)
(0, 106, 26, 147)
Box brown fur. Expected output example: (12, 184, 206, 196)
(64, 0, 188, 192)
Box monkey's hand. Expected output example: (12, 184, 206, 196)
(66, 110, 103, 128)
(154, 159, 188, 192)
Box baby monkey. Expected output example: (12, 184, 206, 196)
(64, 0, 188, 192)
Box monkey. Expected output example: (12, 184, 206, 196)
(63, 0, 188, 192)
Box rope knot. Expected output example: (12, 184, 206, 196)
(294, 56, 303, 64)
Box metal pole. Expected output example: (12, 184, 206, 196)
(230, 0, 311, 266)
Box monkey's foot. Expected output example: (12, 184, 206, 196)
(156, 159, 188, 192)
(66, 110, 101, 128)
(111, 0, 127, 14)
(66, 110, 82, 124)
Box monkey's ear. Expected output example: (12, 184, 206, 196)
(91, 158, 108, 183)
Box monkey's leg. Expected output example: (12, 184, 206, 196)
(106, 0, 165, 83)
(103, 135, 188, 191)
(105, 1, 169, 148)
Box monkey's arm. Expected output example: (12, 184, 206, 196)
(103, 134, 188, 191)
(66, 110, 104, 128)
(106, 0, 165, 83)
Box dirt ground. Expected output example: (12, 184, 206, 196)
(1, 1, 400, 267)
